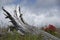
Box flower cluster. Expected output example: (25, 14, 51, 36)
(44, 24, 56, 32)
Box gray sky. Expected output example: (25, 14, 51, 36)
(0, 0, 60, 27)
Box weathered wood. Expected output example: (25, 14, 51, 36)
(2, 6, 60, 40)
(2, 7, 26, 35)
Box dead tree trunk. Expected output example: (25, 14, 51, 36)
(2, 6, 60, 40)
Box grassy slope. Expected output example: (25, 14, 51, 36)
(0, 32, 43, 40)
(0, 27, 60, 40)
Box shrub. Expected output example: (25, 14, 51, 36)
(43, 24, 56, 35)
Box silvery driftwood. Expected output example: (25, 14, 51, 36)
(2, 5, 60, 40)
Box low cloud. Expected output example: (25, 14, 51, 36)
(0, 0, 60, 28)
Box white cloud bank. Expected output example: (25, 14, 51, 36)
(22, 8, 60, 27)
(0, 0, 60, 28)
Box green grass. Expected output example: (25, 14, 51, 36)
(0, 31, 43, 40)
(0, 27, 60, 40)
(0, 27, 43, 40)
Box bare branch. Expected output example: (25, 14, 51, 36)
(2, 7, 25, 35)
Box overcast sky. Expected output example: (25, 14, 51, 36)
(0, 0, 60, 27)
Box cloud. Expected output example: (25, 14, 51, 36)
(0, 0, 15, 8)
(0, 0, 60, 28)
(19, 3, 60, 27)
(20, 0, 59, 8)
(37, 0, 58, 5)
(22, 7, 60, 27)
(19, 0, 60, 16)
